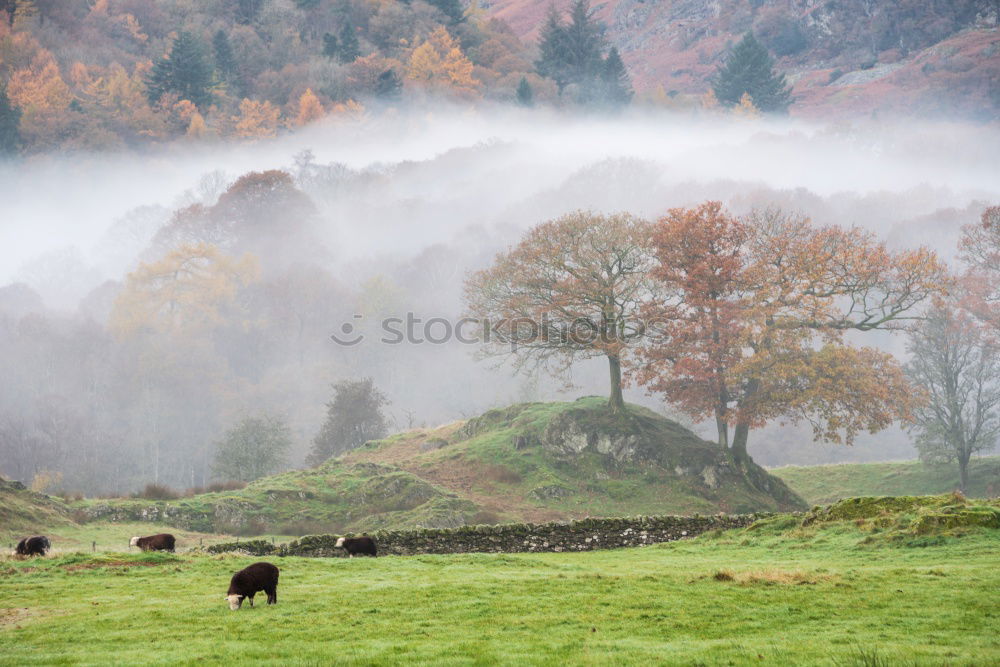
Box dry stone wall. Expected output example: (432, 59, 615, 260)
(207, 513, 765, 557)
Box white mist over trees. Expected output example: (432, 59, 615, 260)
(0, 110, 998, 493)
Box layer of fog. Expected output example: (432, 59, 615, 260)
(2, 105, 999, 487)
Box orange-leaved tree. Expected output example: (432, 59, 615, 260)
(464, 211, 653, 414)
(958, 205, 1000, 330)
(636, 202, 947, 463)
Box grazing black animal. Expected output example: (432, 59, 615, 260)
(227, 562, 279, 610)
(335, 536, 377, 557)
(14, 536, 50, 556)
(129, 533, 176, 552)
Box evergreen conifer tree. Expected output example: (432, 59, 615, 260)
(375, 69, 402, 99)
(712, 32, 792, 113)
(322, 32, 338, 58)
(337, 21, 360, 63)
(146, 31, 214, 108)
(427, 0, 465, 25)
(536, 0, 607, 98)
(515, 76, 534, 107)
(213, 30, 236, 79)
(588, 47, 632, 110)
(0, 83, 21, 154)
(535, 6, 569, 93)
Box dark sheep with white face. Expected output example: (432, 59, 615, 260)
(335, 536, 377, 557)
(227, 562, 279, 610)
(129, 533, 176, 552)
(14, 536, 50, 556)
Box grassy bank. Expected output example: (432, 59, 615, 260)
(771, 456, 1000, 505)
(2, 498, 997, 665)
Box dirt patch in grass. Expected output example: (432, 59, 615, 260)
(709, 568, 835, 586)
(63, 560, 167, 572)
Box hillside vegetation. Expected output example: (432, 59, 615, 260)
(771, 456, 1000, 505)
(1, 496, 997, 664)
(491, 0, 1000, 119)
(74, 398, 806, 535)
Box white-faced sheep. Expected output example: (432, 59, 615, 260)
(226, 562, 279, 610)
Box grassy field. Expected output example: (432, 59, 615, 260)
(771, 456, 1000, 505)
(2, 499, 998, 665)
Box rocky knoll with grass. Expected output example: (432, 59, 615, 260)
(70, 398, 807, 535)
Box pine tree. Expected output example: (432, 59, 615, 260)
(535, 5, 569, 93)
(146, 32, 214, 108)
(0, 83, 21, 154)
(338, 21, 360, 64)
(596, 47, 632, 109)
(306, 378, 389, 465)
(213, 30, 236, 79)
(322, 32, 338, 59)
(563, 0, 604, 84)
(712, 32, 792, 113)
(536, 0, 604, 96)
(427, 0, 465, 25)
(515, 76, 534, 107)
(375, 69, 402, 100)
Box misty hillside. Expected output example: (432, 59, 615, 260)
(489, 0, 1000, 119)
(72, 398, 806, 535)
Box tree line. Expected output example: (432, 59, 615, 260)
(0, 0, 800, 155)
(465, 203, 1000, 489)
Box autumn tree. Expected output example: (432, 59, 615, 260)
(905, 304, 1000, 492)
(296, 87, 324, 125)
(464, 211, 653, 414)
(712, 32, 792, 113)
(146, 31, 214, 108)
(637, 202, 947, 463)
(407, 27, 480, 99)
(307, 378, 390, 465)
(958, 205, 1000, 329)
(232, 97, 280, 138)
(212, 414, 292, 482)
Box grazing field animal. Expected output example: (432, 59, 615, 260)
(335, 536, 377, 557)
(227, 562, 279, 610)
(129, 533, 176, 552)
(14, 536, 50, 556)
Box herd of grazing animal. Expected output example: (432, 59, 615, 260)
(11, 531, 377, 611)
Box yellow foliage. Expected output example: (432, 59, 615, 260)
(328, 99, 365, 122)
(186, 111, 208, 138)
(111, 243, 259, 338)
(30, 469, 62, 494)
(233, 98, 281, 138)
(7, 51, 71, 112)
(733, 92, 760, 118)
(407, 27, 480, 99)
(700, 89, 719, 110)
(296, 87, 324, 126)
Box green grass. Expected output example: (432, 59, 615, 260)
(771, 457, 1000, 505)
(1, 511, 997, 665)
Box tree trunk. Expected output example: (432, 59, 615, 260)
(715, 412, 729, 449)
(608, 354, 625, 415)
(958, 452, 970, 494)
(731, 421, 751, 465)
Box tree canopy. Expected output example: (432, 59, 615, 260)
(636, 202, 947, 462)
(212, 415, 292, 483)
(307, 378, 390, 465)
(146, 31, 215, 108)
(712, 32, 792, 113)
(464, 211, 653, 414)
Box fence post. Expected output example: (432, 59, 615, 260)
(92, 541, 96, 553)
(200, 538, 203, 547)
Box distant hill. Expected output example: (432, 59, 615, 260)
(73, 397, 806, 535)
(771, 457, 1000, 505)
(488, 0, 1000, 119)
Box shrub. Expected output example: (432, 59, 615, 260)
(135, 483, 181, 500)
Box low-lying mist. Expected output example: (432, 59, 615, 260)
(1, 105, 998, 493)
